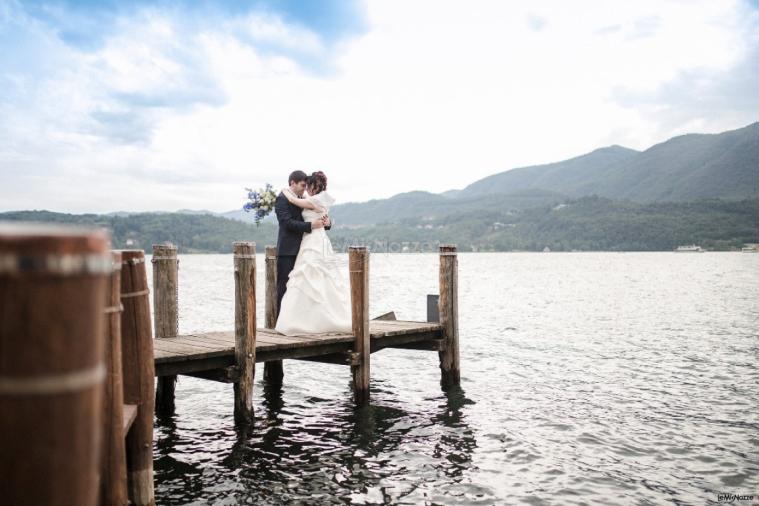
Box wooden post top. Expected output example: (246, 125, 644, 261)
(113, 249, 146, 263)
(439, 244, 458, 253)
(233, 242, 255, 255)
(0, 222, 109, 252)
(0, 223, 111, 275)
(152, 244, 177, 254)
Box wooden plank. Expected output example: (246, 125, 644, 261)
(159, 333, 239, 351)
(153, 322, 443, 368)
(371, 330, 443, 352)
(181, 366, 239, 383)
(255, 341, 353, 363)
(384, 339, 444, 351)
(153, 340, 218, 357)
(122, 403, 138, 436)
(156, 355, 235, 377)
(294, 352, 360, 366)
(372, 311, 397, 321)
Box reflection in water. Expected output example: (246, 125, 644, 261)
(154, 375, 478, 504)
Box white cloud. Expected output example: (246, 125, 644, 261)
(0, 0, 757, 213)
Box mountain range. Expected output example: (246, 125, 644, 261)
(3, 122, 757, 252)
(219, 121, 759, 227)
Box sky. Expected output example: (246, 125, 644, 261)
(1, 0, 758, 213)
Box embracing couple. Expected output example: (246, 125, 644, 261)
(273, 170, 352, 336)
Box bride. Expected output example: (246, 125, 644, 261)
(274, 171, 352, 336)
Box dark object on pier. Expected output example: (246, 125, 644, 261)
(427, 294, 440, 322)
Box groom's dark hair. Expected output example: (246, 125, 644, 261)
(288, 170, 308, 185)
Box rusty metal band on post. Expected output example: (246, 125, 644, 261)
(0, 363, 106, 395)
(150, 257, 178, 262)
(104, 303, 124, 314)
(121, 289, 150, 299)
(0, 254, 113, 275)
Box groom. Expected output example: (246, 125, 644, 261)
(274, 170, 331, 311)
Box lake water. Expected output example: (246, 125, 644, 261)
(149, 252, 759, 505)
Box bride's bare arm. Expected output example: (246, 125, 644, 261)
(282, 187, 320, 210)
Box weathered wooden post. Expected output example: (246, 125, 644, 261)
(438, 244, 460, 387)
(349, 246, 370, 404)
(101, 251, 128, 505)
(0, 224, 110, 506)
(233, 241, 256, 423)
(152, 244, 178, 414)
(263, 245, 284, 384)
(119, 250, 155, 506)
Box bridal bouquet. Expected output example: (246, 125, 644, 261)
(243, 183, 277, 226)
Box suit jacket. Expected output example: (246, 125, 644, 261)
(274, 191, 332, 256)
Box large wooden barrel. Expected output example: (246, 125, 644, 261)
(0, 223, 111, 505)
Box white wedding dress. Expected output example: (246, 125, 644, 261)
(274, 191, 352, 336)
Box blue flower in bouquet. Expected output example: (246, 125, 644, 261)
(243, 183, 277, 226)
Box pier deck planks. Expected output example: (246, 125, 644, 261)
(154, 320, 443, 376)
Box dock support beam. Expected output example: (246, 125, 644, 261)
(0, 225, 109, 506)
(101, 251, 128, 505)
(438, 244, 460, 388)
(120, 250, 156, 506)
(349, 246, 370, 405)
(233, 242, 256, 423)
(263, 245, 284, 385)
(152, 244, 178, 415)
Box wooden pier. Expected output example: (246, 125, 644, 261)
(0, 223, 460, 505)
(150, 241, 459, 419)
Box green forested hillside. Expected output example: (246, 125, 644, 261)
(329, 189, 567, 225)
(4, 196, 757, 252)
(0, 210, 276, 253)
(324, 196, 759, 252)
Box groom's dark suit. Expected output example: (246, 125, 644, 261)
(274, 191, 331, 312)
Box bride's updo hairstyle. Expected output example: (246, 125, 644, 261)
(307, 171, 327, 195)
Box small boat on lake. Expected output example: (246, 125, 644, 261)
(675, 244, 704, 252)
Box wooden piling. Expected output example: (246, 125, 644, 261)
(118, 250, 155, 506)
(152, 244, 178, 414)
(349, 246, 370, 404)
(0, 224, 110, 506)
(263, 245, 284, 384)
(233, 242, 256, 423)
(101, 251, 128, 506)
(438, 244, 460, 387)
